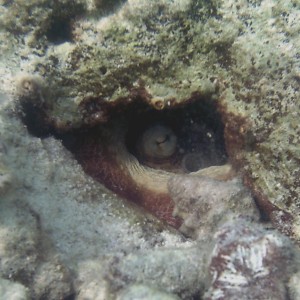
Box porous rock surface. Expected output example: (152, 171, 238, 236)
(0, 93, 200, 299)
(204, 219, 298, 300)
(1, 0, 299, 240)
(0, 278, 29, 300)
(116, 284, 181, 300)
(168, 175, 260, 239)
(1, 0, 300, 299)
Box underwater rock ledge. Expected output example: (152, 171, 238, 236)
(1, 0, 300, 299)
(10, 0, 300, 242)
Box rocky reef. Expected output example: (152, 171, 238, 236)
(1, 0, 300, 299)
(168, 175, 260, 239)
(204, 219, 298, 300)
(3, 0, 299, 240)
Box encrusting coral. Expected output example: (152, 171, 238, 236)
(168, 175, 259, 239)
(9, 0, 300, 242)
(1, 0, 300, 299)
(204, 219, 297, 300)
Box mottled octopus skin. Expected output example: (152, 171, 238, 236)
(71, 128, 182, 228)
(68, 121, 233, 229)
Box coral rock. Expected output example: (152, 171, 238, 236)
(0, 278, 29, 300)
(117, 284, 181, 300)
(204, 219, 296, 300)
(106, 247, 207, 299)
(168, 175, 259, 239)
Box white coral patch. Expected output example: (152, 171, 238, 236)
(212, 230, 287, 289)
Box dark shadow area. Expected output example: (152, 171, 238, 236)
(124, 98, 227, 172)
(61, 96, 227, 174)
(45, 16, 73, 44)
(18, 100, 54, 138)
(43, 2, 86, 44)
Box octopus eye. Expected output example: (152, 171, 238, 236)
(138, 125, 177, 160)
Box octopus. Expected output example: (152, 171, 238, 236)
(17, 75, 298, 242)
(16, 78, 300, 300)
(60, 97, 230, 228)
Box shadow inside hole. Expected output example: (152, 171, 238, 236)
(124, 98, 227, 173)
(45, 17, 73, 44)
(60, 97, 228, 177)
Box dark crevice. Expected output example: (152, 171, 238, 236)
(58, 97, 228, 177)
(43, 3, 86, 45)
(18, 101, 55, 138)
(123, 98, 227, 172)
(94, 0, 127, 14)
(45, 16, 74, 44)
(19, 95, 227, 174)
(63, 293, 76, 300)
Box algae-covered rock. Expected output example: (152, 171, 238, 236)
(117, 284, 181, 300)
(15, 0, 224, 130)
(0, 104, 196, 298)
(7, 0, 300, 242)
(0, 278, 29, 300)
(2, 0, 300, 298)
(216, 0, 300, 240)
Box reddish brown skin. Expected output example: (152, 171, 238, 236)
(217, 101, 249, 165)
(72, 134, 182, 228)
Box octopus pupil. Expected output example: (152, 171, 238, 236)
(157, 134, 171, 145)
